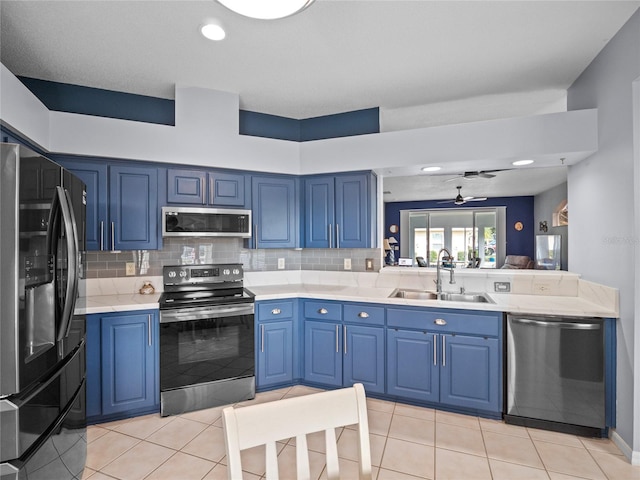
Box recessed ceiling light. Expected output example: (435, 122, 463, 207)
(421, 166, 441, 172)
(512, 159, 535, 166)
(201, 23, 226, 41)
(217, 0, 315, 20)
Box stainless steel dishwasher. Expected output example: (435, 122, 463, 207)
(505, 314, 605, 436)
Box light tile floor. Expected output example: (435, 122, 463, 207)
(83, 385, 640, 480)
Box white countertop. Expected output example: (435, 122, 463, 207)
(79, 283, 618, 318)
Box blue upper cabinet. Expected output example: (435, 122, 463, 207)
(166, 168, 246, 207)
(57, 158, 159, 251)
(303, 172, 377, 249)
(61, 161, 108, 251)
(109, 165, 158, 250)
(304, 176, 335, 248)
(166, 168, 206, 204)
(209, 172, 246, 207)
(251, 175, 299, 248)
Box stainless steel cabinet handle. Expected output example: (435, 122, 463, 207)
(318, 308, 328, 315)
(261, 324, 265, 352)
(433, 334, 437, 366)
(100, 221, 104, 250)
(357, 312, 369, 318)
(271, 308, 281, 315)
(111, 221, 115, 251)
(335, 325, 339, 353)
(201, 177, 206, 205)
(254, 224, 258, 250)
(343, 325, 347, 354)
(434, 318, 447, 326)
(328, 224, 333, 248)
(147, 314, 152, 346)
(442, 335, 446, 367)
(336, 224, 340, 248)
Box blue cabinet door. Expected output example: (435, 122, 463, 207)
(251, 176, 298, 248)
(304, 320, 342, 387)
(440, 334, 500, 412)
(387, 329, 439, 402)
(58, 160, 108, 251)
(303, 176, 335, 248)
(343, 324, 385, 394)
(257, 320, 294, 388)
(167, 168, 206, 204)
(335, 174, 369, 248)
(100, 310, 158, 416)
(209, 172, 246, 206)
(109, 165, 158, 250)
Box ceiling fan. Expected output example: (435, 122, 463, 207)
(437, 186, 488, 205)
(444, 169, 504, 182)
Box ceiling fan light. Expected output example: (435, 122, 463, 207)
(217, 0, 315, 19)
(512, 159, 535, 166)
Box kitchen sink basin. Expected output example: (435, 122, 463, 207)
(389, 289, 439, 300)
(389, 289, 493, 304)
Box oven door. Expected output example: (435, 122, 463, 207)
(159, 303, 255, 393)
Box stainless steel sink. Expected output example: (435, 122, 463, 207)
(389, 289, 493, 304)
(389, 289, 439, 300)
(438, 292, 493, 303)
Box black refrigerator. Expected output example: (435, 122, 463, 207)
(0, 143, 87, 479)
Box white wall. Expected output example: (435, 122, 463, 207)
(567, 8, 640, 462)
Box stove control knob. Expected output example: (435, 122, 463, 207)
(233, 269, 240, 275)
(223, 269, 230, 276)
(179, 270, 187, 278)
(168, 271, 176, 278)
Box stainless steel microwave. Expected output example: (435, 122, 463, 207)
(162, 206, 252, 238)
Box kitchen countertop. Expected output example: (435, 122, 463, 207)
(79, 283, 619, 318)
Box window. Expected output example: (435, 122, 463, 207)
(553, 200, 568, 227)
(402, 207, 505, 268)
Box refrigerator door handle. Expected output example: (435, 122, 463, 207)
(55, 187, 80, 341)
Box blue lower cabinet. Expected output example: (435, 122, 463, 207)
(387, 329, 439, 402)
(304, 320, 343, 387)
(387, 327, 501, 413)
(257, 320, 294, 387)
(343, 324, 385, 394)
(86, 310, 159, 422)
(440, 334, 500, 412)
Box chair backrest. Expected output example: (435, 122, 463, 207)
(222, 383, 372, 480)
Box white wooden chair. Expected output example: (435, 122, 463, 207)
(222, 383, 372, 480)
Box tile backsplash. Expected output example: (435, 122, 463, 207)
(84, 237, 381, 278)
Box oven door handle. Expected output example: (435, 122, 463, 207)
(159, 304, 255, 323)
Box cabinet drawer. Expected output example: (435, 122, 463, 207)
(343, 303, 384, 326)
(304, 301, 342, 321)
(387, 308, 500, 336)
(257, 301, 294, 321)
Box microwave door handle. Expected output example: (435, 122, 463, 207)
(55, 187, 79, 341)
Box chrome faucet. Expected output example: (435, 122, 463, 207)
(435, 248, 456, 293)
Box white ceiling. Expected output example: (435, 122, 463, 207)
(0, 0, 638, 201)
(382, 166, 568, 202)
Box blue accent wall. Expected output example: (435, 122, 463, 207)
(239, 110, 301, 141)
(384, 197, 535, 261)
(18, 77, 176, 126)
(17, 77, 379, 141)
(300, 108, 380, 141)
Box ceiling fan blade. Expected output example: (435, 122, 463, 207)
(467, 197, 488, 201)
(437, 199, 456, 204)
(477, 172, 496, 178)
(444, 176, 462, 183)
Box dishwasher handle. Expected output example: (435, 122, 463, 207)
(511, 317, 601, 330)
